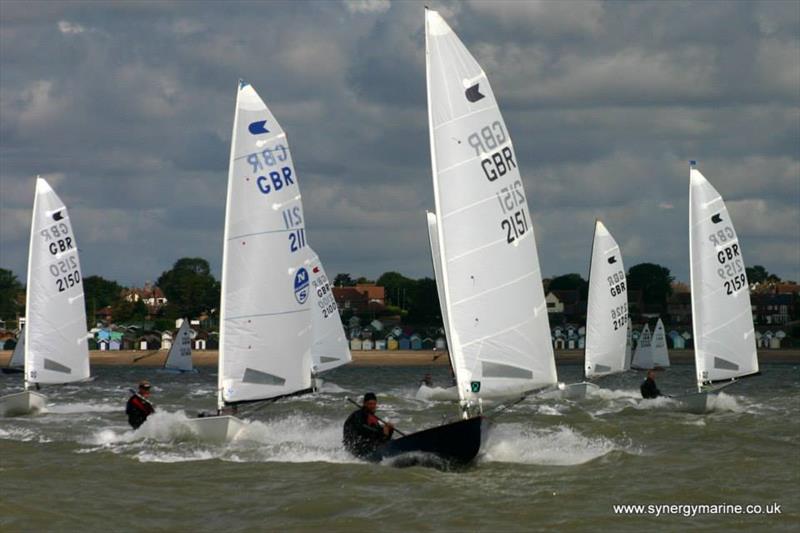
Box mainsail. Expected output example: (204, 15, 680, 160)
(164, 319, 193, 372)
(650, 318, 670, 368)
(218, 82, 315, 408)
(689, 165, 758, 390)
(25, 177, 90, 385)
(631, 323, 653, 370)
(308, 250, 351, 374)
(584, 221, 629, 379)
(425, 9, 556, 408)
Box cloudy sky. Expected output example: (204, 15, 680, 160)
(1, 0, 798, 287)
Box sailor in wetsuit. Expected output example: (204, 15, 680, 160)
(342, 392, 394, 459)
(640, 370, 662, 399)
(126, 380, 155, 429)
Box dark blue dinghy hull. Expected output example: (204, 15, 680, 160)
(368, 416, 488, 468)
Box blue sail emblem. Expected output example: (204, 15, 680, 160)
(248, 120, 269, 135)
(294, 267, 310, 304)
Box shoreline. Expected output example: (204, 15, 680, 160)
(1, 349, 798, 367)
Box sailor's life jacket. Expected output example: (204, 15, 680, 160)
(640, 378, 661, 399)
(126, 393, 155, 429)
(342, 408, 393, 458)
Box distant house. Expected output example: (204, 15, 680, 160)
(410, 334, 422, 350)
(333, 287, 369, 314)
(545, 292, 564, 314)
(668, 330, 686, 349)
(122, 283, 168, 308)
(387, 336, 399, 351)
(751, 294, 792, 325)
(356, 283, 386, 306)
(370, 319, 385, 332)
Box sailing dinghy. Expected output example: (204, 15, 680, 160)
(559, 221, 629, 399)
(1, 328, 25, 374)
(183, 81, 333, 441)
(308, 250, 351, 382)
(675, 163, 759, 413)
(0, 178, 90, 417)
(160, 319, 196, 373)
(372, 9, 556, 466)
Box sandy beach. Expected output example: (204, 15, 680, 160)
(1, 349, 798, 367)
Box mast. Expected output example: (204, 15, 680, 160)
(425, 9, 468, 414)
(217, 82, 242, 411)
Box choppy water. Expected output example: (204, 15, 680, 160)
(1, 363, 798, 531)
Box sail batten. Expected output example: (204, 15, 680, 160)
(689, 166, 758, 391)
(425, 10, 556, 405)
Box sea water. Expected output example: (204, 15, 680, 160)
(1, 363, 797, 531)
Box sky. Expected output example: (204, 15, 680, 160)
(1, 0, 798, 287)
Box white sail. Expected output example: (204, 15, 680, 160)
(624, 323, 633, 371)
(689, 166, 758, 389)
(24, 177, 90, 385)
(308, 250, 351, 374)
(164, 319, 193, 372)
(650, 318, 670, 368)
(426, 212, 452, 350)
(631, 324, 653, 370)
(218, 82, 315, 408)
(584, 221, 629, 379)
(425, 9, 556, 406)
(9, 328, 24, 368)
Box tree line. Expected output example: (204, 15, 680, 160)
(0, 261, 790, 329)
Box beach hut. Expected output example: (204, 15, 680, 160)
(375, 339, 386, 351)
(194, 338, 207, 350)
(348, 316, 360, 328)
(567, 338, 576, 350)
(370, 319, 384, 332)
(769, 336, 781, 349)
(387, 336, 398, 350)
(362, 339, 374, 351)
(554, 337, 566, 350)
(391, 326, 403, 338)
(577, 336, 585, 349)
(99, 339, 109, 351)
(350, 338, 362, 351)
(161, 331, 173, 350)
(110, 340, 121, 351)
(668, 330, 685, 349)
(422, 337, 435, 350)
(578, 326, 586, 336)
(410, 334, 422, 350)
(435, 337, 447, 350)
(399, 336, 411, 350)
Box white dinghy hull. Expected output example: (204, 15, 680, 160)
(557, 382, 601, 400)
(675, 391, 711, 414)
(0, 390, 47, 417)
(183, 415, 245, 442)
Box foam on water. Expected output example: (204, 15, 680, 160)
(0, 426, 53, 443)
(482, 423, 630, 466)
(46, 402, 120, 414)
(588, 388, 641, 401)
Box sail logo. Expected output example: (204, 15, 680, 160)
(607, 255, 617, 264)
(465, 83, 485, 102)
(470, 381, 481, 393)
(52, 210, 64, 221)
(294, 267, 310, 304)
(248, 120, 269, 135)
(711, 213, 723, 224)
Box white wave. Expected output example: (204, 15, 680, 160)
(87, 410, 202, 445)
(481, 423, 627, 466)
(46, 402, 120, 414)
(588, 388, 641, 401)
(707, 391, 746, 413)
(316, 381, 349, 394)
(0, 426, 53, 443)
(134, 449, 218, 463)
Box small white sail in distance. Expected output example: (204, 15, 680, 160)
(425, 9, 556, 408)
(631, 323, 653, 370)
(217, 81, 315, 408)
(689, 165, 758, 390)
(585, 221, 629, 379)
(308, 250, 351, 374)
(650, 318, 670, 368)
(164, 319, 193, 372)
(9, 328, 24, 368)
(25, 177, 90, 386)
